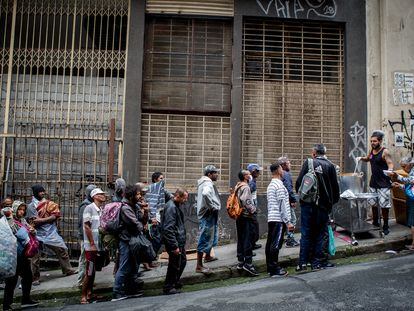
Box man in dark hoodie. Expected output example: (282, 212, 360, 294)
(112, 184, 145, 301)
(77, 184, 97, 286)
(235, 170, 258, 276)
(161, 188, 189, 295)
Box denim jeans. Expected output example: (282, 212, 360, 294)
(287, 206, 297, 238)
(197, 211, 219, 254)
(113, 239, 139, 296)
(299, 202, 329, 266)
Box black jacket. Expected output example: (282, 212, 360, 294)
(119, 199, 144, 241)
(295, 157, 340, 211)
(161, 199, 186, 251)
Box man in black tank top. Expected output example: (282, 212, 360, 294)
(357, 130, 394, 235)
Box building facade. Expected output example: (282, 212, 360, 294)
(6, 0, 411, 252)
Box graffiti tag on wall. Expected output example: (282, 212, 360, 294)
(348, 121, 367, 164)
(388, 109, 414, 152)
(256, 0, 337, 19)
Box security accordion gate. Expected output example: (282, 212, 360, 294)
(242, 19, 344, 191)
(0, 0, 129, 254)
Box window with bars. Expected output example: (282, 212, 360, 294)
(244, 20, 343, 83)
(242, 19, 344, 191)
(143, 17, 232, 113)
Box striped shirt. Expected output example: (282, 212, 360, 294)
(83, 202, 101, 251)
(266, 178, 291, 223)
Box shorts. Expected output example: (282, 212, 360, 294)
(85, 250, 97, 277)
(197, 212, 219, 254)
(368, 187, 391, 209)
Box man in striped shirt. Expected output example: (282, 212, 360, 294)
(266, 161, 294, 277)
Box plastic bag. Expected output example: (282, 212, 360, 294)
(129, 233, 156, 262)
(0, 217, 17, 279)
(328, 225, 336, 256)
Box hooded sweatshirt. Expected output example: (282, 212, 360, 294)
(196, 176, 221, 220)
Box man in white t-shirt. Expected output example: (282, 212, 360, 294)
(81, 188, 106, 304)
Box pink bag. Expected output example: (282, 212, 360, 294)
(100, 202, 123, 233)
(15, 221, 39, 258)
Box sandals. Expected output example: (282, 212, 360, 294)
(195, 266, 213, 275)
(204, 256, 218, 263)
(405, 245, 414, 251)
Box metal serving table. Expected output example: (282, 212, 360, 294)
(332, 174, 383, 246)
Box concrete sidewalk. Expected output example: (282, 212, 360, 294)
(1, 220, 412, 303)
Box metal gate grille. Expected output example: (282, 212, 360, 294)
(139, 113, 231, 192)
(0, 0, 129, 253)
(242, 19, 344, 191)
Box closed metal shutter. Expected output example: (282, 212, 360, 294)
(140, 113, 231, 192)
(242, 19, 344, 191)
(0, 0, 129, 253)
(143, 17, 232, 114)
(146, 0, 234, 17)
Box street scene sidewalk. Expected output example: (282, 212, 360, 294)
(1, 220, 412, 304)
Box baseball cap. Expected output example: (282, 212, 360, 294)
(90, 188, 106, 198)
(247, 163, 263, 172)
(204, 165, 220, 175)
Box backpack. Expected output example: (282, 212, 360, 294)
(298, 158, 319, 203)
(226, 184, 243, 220)
(100, 202, 123, 234)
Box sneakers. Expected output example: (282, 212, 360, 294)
(111, 294, 129, 302)
(163, 288, 181, 295)
(295, 264, 307, 272)
(243, 264, 259, 276)
(236, 262, 244, 270)
(270, 268, 288, 277)
(32, 280, 40, 286)
(383, 227, 390, 235)
(285, 237, 300, 248)
(320, 262, 335, 269)
(253, 243, 262, 250)
(21, 299, 39, 309)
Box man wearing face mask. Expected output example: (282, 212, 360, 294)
(26, 185, 76, 285)
(247, 163, 263, 250)
(357, 130, 394, 235)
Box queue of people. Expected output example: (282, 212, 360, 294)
(2, 134, 412, 309)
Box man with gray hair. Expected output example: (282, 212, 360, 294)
(295, 144, 339, 271)
(357, 130, 394, 235)
(278, 156, 300, 247)
(195, 165, 221, 274)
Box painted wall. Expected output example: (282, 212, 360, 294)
(367, 0, 414, 167)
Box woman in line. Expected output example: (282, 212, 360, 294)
(2, 201, 39, 310)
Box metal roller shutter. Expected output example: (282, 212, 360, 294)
(139, 113, 231, 192)
(242, 19, 344, 191)
(146, 0, 234, 17)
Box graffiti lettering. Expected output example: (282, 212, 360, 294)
(256, 0, 337, 19)
(348, 121, 367, 164)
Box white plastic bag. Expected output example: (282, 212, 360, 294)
(0, 216, 17, 279)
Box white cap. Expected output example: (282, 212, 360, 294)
(90, 188, 105, 198)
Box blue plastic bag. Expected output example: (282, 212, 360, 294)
(405, 184, 414, 200)
(0, 217, 17, 279)
(328, 225, 336, 256)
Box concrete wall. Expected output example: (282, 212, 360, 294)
(367, 0, 414, 167)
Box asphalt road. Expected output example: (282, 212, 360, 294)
(55, 253, 414, 311)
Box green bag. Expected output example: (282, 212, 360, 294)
(328, 225, 336, 256)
